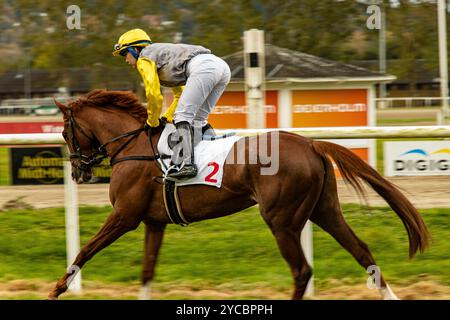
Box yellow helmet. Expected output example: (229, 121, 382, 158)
(113, 29, 152, 56)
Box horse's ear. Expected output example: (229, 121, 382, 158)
(54, 98, 68, 116)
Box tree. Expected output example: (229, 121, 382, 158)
(1, 0, 448, 97)
(387, 1, 439, 94)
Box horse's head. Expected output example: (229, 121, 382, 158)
(55, 90, 170, 183)
(55, 99, 101, 184)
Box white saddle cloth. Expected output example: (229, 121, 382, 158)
(157, 124, 241, 188)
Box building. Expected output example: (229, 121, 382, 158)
(169, 44, 395, 168)
(205, 44, 395, 130)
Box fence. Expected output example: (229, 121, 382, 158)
(375, 97, 450, 125)
(1, 125, 450, 297)
(0, 97, 72, 116)
(375, 97, 450, 108)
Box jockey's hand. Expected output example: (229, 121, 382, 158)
(143, 122, 151, 134)
(144, 119, 166, 135)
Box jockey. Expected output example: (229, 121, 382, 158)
(113, 29, 231, 180)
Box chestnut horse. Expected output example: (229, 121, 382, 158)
(49, 90, 429, 300)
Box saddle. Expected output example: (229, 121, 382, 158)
(156, 123, 239, 226)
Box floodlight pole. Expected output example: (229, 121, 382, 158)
(438, 0, 449, 124)
(379, 2, 387, 104)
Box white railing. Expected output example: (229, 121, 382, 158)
(375, 96, 450, 108)
(2, 126, 450, 146)
(0, 97, 73, 116)
(2, 125, 450, 298)
(0, 97, 72, 107)
(218, 125, 450, 139)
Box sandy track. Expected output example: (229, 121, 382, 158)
(0, 176, 449, 210)
(1, 279, 449, 300)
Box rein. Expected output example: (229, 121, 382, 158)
(67, 111, 167, 171)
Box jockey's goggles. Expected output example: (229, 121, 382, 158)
(113, 40, 152, 57)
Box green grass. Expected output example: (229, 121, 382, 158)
(0, 204, 448, 295)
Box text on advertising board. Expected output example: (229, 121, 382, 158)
(384, 141, 450, 176)
(10, 147, 112, 185)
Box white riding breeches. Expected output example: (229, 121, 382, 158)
(173, 54, 231, 127)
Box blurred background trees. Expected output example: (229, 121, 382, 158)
(0, 0, 445, 90)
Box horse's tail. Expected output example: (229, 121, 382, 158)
(311, 140, 430, 258)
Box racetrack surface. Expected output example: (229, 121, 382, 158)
(0, 175, 448, 300)
(0, 279, 449, 300)
(1, 176, 449, 210)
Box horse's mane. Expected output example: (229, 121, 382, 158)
(69, 89, 148, 123)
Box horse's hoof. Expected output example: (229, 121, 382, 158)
(47, 293, 59, 300)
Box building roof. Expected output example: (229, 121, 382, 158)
(223, 44, 395, 83)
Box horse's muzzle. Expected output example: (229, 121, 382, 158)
(71, 165, 93, 184)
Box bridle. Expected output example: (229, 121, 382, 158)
(65, 109, 167, 174)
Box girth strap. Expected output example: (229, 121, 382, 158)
(162, 180, 189, 226)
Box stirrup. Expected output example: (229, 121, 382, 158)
(164, 164, 181, 182)
(166, 164, 197, 180)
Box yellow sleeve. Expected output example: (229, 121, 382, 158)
(136, 58, 163, 127)
(162, 86, 184, 123)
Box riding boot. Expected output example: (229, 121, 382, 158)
(166, 121, 198, 180)
(202, 123, 216, 140)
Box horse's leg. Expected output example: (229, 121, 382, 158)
(309, 165, 399, 300)
(259, 178, 323, 300)
(48, 210, 139, 299)
(139, 222, 166, 300)
(271, 227, 312, 300)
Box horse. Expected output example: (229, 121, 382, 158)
(48, 89, 430, 300)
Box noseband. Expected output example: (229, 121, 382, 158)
(66, 110, 164, 173)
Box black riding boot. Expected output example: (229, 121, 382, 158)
(166, 121, 198, 180)
(202, 123, 216, 139)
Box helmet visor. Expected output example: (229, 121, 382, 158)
(119, 48, 128, 57)
(113, 40, 151, 56)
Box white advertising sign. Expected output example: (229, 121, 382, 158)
(384, 141, 450, 176)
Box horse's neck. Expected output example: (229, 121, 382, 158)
(83, 108, 143, 146)
(86, 113, 132, 138)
